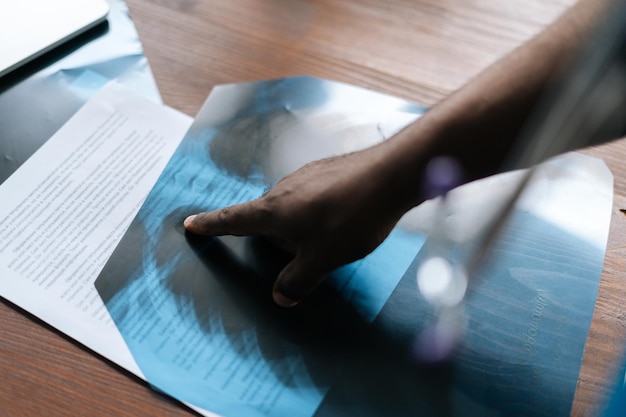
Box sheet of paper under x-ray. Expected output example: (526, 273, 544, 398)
(96, 76, 613, 417)
(0, 0, 160, 185)
(0, 82, 190, 379)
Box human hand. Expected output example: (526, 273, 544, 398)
(184, 146, 416, 307)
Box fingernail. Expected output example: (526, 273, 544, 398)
(183, 215, 197, 228)
(273, 291, 298, 308)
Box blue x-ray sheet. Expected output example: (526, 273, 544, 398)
(96, 77, 611, 417)
(604, 375, 626, 416)
(312, 205, 610, 417)
(95, 77, 427, 417)
(603, 348, 626, 417)
(0, 0, 159, 185)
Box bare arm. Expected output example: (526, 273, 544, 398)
(185, 0, 615, 307)
(378, 0, 614, 211)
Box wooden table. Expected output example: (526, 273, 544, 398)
(1, 0, 624, 415)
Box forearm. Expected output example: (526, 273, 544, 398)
(377, 0, 614, 211)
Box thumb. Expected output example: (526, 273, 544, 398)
(272, 252, 327, 308)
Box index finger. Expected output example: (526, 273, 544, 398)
(184, 199, 271, 236)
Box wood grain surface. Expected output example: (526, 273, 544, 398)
(1, 0, 625, 416)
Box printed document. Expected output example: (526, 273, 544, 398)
(0, 82, 191, 376)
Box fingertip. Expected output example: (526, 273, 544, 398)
(183, 214, 197, 229)
(273, 290, 299, 308)
(273, 253, 327, 308)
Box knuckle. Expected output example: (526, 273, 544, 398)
(218, 207, 231, 223)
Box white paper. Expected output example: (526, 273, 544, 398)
(0, 82, 191, 377)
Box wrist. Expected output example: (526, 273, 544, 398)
(371, 119, 445, 213)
